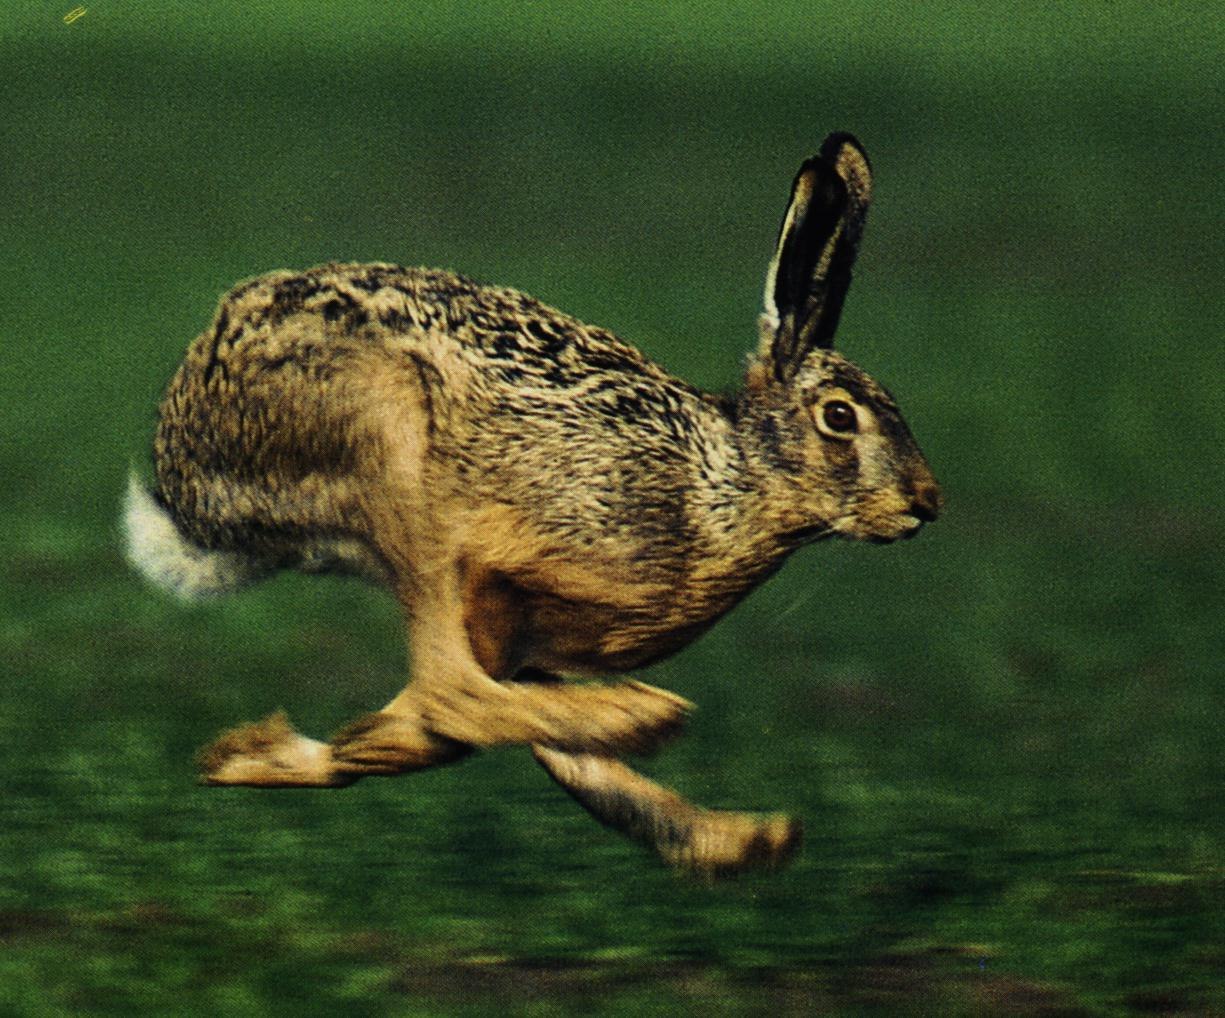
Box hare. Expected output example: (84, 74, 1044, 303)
(125, 133, 940, 875)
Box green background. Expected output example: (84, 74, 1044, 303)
(3, 2, 1222, 1014)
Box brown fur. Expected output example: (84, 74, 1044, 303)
(132, 133, 940, 875)
(532, 747, 802, 875)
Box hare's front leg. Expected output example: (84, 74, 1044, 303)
(532, 747, 802, 876)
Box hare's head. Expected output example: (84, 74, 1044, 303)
(740, 134, 941, 545)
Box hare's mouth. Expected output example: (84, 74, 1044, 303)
(827, 507, 926, 544)
(779, 523, 836, 545)
(866, 517, 925, 544)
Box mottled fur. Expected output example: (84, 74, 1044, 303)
(127, 133, 940, 875)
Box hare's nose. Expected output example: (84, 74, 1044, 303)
(909, 480, 942, 522)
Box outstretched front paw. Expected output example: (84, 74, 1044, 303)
(330, 711, 471, 774)
(671, 810, 803, 877)
(531, 746, 801, 877)
(197, 711, 352, 788)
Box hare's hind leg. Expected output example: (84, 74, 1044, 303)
(197, 576, 687, 783)
(331, 651, 692, 765)
(198, 712, 350, 788)
(409, 675, 691, 754)
(197, 710, 468, 788)
(330, 582, 691, 765)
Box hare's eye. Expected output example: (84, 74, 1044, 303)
(821, 400, 857, 435)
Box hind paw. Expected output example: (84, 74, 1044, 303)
(197, 711, 353, 788)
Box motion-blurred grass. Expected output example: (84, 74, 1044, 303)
(2, 3, 1223, 1015)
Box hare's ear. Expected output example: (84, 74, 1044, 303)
(760, 133, 873, 382)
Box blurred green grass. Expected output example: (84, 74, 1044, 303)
(2, 2, 1223, 1014)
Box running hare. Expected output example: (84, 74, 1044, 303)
(126, 133, 940, 875)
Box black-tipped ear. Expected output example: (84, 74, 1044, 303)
(760, 132, 873, 381)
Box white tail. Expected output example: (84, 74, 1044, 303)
(123, 472, 263, 600)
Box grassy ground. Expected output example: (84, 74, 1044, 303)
(2, 3, 1223, 1014)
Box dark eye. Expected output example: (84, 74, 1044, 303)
(822, 400, 857, 434)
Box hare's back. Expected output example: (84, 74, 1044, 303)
(155, 263, 705, 546)
(196, 262, 672, 382)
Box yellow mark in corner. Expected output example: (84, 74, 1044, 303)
(64, 6, 87, 23)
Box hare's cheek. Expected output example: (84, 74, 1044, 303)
(822, 439, 859, 495)
(852, 436, 901, 499)
(856, 436, 914, 512)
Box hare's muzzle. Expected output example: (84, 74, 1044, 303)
(890, 477, 942, 542)
(908, 480, 942, 524)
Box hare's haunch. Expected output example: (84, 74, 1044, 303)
(126, 133, 940, 875)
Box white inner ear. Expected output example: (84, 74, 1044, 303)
(760, 294, 781, 338)
(757, 254, 783, 362)
(760, 224, 791, 337)
(760, 173, 813, 344)
(760, 168, 848, 361)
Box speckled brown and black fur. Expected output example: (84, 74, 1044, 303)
(128, 133, 941, 876)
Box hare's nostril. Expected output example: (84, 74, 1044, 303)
(909, 482, 942, 523)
